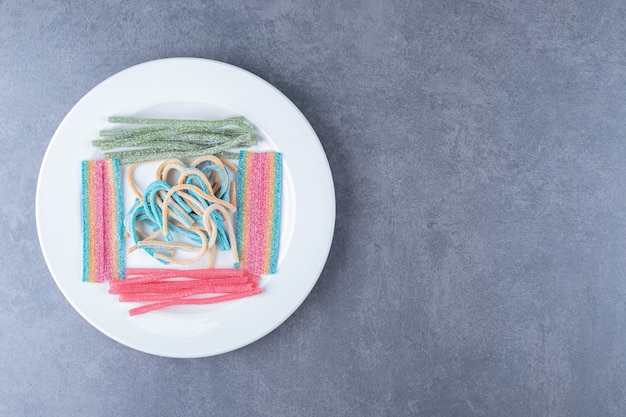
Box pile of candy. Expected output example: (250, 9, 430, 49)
(81, 116, 282, 315)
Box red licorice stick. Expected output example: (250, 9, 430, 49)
(113, 281, 255, 296)
(119, 284, 256, 302)
(128, 288, 262, 316)
(116, 270, 256, 286)
(109, 277, 253, 294)
(125, 268, 247, 281)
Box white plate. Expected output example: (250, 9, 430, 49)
(35, 58, 335, 358)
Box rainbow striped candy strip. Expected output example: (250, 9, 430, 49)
(81, 158, 125, 282)
(235, 151, 282, 274)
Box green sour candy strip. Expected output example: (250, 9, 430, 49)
(99, 126, 169, 139)
(99, 125, 249, 140)
(108, 116, 252, 131)
(104, 134, 256, 164)
(215, 151, 240, 160)
(93, 132, 247, 150)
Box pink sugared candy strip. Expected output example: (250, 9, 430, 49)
(235, 151, 282, 274)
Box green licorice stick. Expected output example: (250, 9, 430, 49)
(122, 141, 207, 152)
(94, 132, 256, 153)
(183, 133, 256, 144)
(96, 129, 253, 145)
(99, 126, 170, 138)
(176, 132, 257, 146)
(215, 151, 239, 160)
(99, 124, 250, 140)
(93, 133, 247, 150)
(107, 116, 252, 131)
(105, 149, 218, 164)
(104, 136, 256, 164)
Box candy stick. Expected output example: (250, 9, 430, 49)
(114, 276, 253, 290)
(216, 151, 239, 160)
(95, 129, 245, 148)
(110, 280, 254, 295)
(100, 125, 169, 138)
(118, 285, 255, 302)
(110, 276, 252, 292)
(128, 288, 262, 316)
(107, 115, 252, 129)
(102, 134, 256, 164)
(125, 267, 249, 279)
(120, 268, 251, 286)
(99, 125, 248, 141)
(94, 135, 220, 151)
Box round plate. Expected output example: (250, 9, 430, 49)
(35, 58, 335, 357)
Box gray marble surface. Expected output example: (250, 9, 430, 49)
(2, 1, 626, 415)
